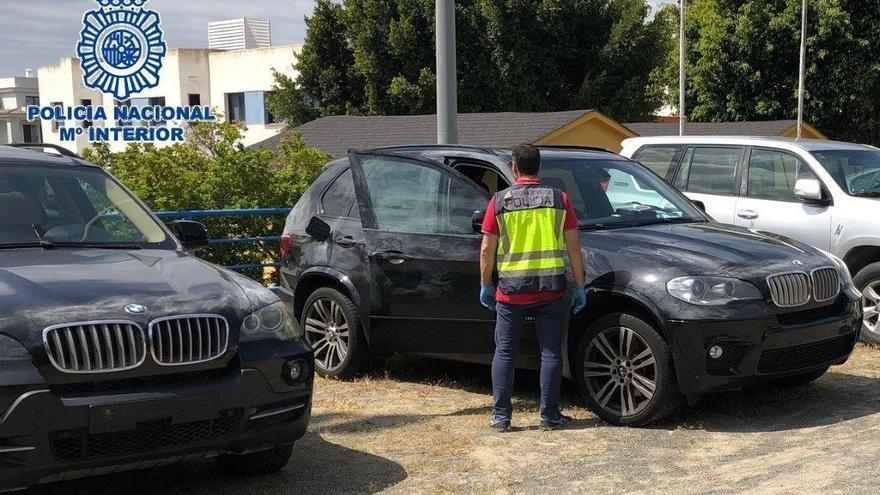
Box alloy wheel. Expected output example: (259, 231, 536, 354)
(304, 298, 350, 372)
(583, 326, 657, 418)
(863, 281, 880, 337)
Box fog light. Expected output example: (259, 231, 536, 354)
(288, 361, 304, 381)
(709, 345, 724, 359)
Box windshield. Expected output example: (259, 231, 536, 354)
(539, 157, 707, 229)
(811, 149, 880, 197)
(0, 164, 173, 248)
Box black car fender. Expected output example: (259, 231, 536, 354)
(293, 266, 369, 334)
(567, 286, 677, 374)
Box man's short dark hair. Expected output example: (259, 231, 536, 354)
(513, 144, 541, 175)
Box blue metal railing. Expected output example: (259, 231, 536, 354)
(156, 208, 292, 272)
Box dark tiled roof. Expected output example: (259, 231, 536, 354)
(625, 120, 799, 137)
(252, 110, 594, 158)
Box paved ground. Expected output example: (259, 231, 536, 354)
(31, 345, 880, 495)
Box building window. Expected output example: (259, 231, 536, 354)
(148, 97, 166, 125)
(51, 101, 63, 132)
(81, 99, 93, 129)
(25, 95, 39, 107)
(23, 124, 41, 144)
(226, 93, 245, 122)
(264, 91, 276, 124)
(115, 99, 132, 126)
(188, 94, 201, 107)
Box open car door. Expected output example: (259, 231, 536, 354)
(348, 151, 497, 356)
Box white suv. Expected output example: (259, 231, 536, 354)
(621, 136, 880, 343)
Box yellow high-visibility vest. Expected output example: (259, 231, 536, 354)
(494, 184, 567, 295)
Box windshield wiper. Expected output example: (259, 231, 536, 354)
(639, 217, 706, 226)
(852, 191, 880, 198)
(44, 242, 143, 250)
(0, 242, 44, 250)
(30, 224, 142, 250)
(579, 220, 636, 231)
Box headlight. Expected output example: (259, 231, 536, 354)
(240, 301, 304, 342)
(819, 250, 854, 288)
(667, 276, 763, 306)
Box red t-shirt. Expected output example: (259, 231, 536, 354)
(482, 178, 579, 305)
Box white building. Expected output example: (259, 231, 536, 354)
(209, 18, 272, 51)
(37, 44, 299, 154)
(0, 75, 41, 145)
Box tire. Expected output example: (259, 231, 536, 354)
(574, 312, 679, 427)
(767, 367, 829, 388)
(853, 262, 880, 345)
(301, 287, 369, 379)
(217, 444, 293, 476)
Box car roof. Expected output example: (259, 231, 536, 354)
(0, 145, 96, 167)
(622, 135, 878, 153)
(366, 144, 624, 164)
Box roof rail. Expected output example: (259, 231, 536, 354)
(371, 144, 498, 155)
(8, 143, 81, 159)
(536, 144, 612, 154)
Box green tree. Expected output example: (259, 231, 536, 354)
(267, 0, 365, 126)
(83, 121, 329, 284)
(663, 0, 880, 145)
(271, 0, 672, 124)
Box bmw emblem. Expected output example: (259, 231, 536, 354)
(792, 260, 805, 266)
(124, 304, 147, 315)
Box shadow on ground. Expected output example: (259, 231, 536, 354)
(668, 370, 880, 433)
(369, 354, 880, 434)
(30, 433, 406, 495)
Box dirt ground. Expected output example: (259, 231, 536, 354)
(33, 345, 880, 495)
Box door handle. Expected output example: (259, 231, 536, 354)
(736, 209, 759, 220)
(334, 234, 358, 248)
(373, 250, 409, 265)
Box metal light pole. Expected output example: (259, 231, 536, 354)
(436, 0, 458, 144)
(679, 0, 686, 136)
(796, 0, 808, 139)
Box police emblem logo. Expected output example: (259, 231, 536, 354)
(76, 0, 167, 100)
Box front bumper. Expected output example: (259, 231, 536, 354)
(0, 342, 313, 491)
(667, 295, 862, 399)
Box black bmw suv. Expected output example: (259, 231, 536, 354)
(0, 145, 313, 490)
(280, 145, 862, 426)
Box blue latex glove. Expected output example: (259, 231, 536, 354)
(480, 284, 496, 311)
(571, 286, 587, 314)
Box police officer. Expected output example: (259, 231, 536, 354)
(479, 144, 587, 432)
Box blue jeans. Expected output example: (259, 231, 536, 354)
(492, 298, 565, 423)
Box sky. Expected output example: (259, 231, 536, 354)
(0, 0, 675, 78)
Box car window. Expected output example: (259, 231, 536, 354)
(811, 149, 880, 197)
(443, 174, 488, 234)
(677, 147, 742, 195)
(632, 145, 683, 180)
(321, 169, 356, 218)
(360, 155, 486, 235)
(0, 165, 171, 247)
(454, 163, 510, 195)
(747, 149, 818, 202)
(539, 157, 705, 228)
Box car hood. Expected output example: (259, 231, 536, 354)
(0, 249, 268, 345)
(584, 222, 832, 281)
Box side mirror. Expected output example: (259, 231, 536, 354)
(306, 216, 332, 242)
(472, 210, 485, 234)
(794, 179, 825, 203)
(692, 200, 707, 213)
(171, 220, 209, 251)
